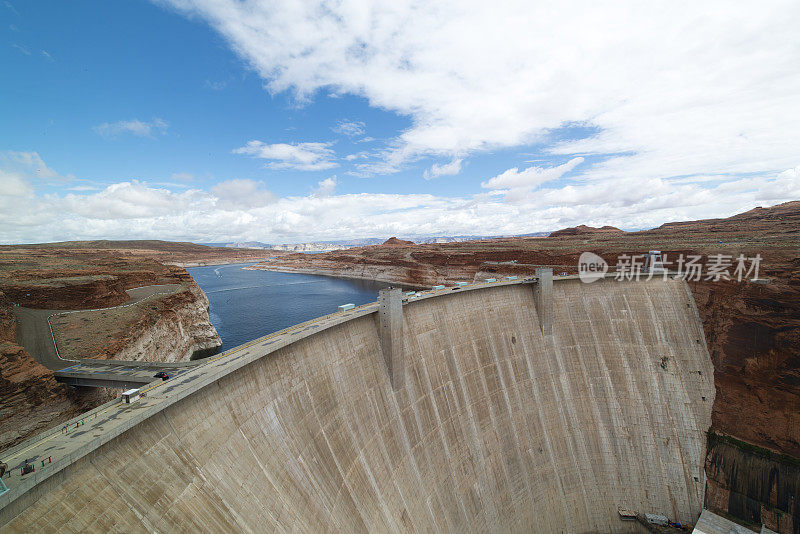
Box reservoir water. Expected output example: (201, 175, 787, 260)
(187, 263, 389, 351)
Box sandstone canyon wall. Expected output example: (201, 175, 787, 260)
(0, 276, 220, 451)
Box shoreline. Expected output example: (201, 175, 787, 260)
(167, 256, 278, 268)
(243, 263, 430, 290)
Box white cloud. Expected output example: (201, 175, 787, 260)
(0, 170, 32, 197)
(332, 120, 366, 137)
(205, 79, 226, 90)
(481, 157, 585, 203)
(2, 150, 798, 245)
(93, 118, 169, 139)
(4, 1, 19, 15)
(745, 166, 800, 202)
(424, 158, 463, 180)
(11, 43, 30, 55)
(232, 140, 337, 171)
(171, 172, 194, 182)
(61, 181, 207, 219)
(2, 160, 799, 244)
(311, 176, 337, 197)
(65, 184, 100, 192)
(0, 151, 59, 179)
(211, 178, 277, 209)
(161, 0, 800, 192)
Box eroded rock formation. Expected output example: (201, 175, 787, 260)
(548, 224, 624, 237)
(705, 432, 800, 533)
(0, 242, 242, 450)
(100, 285, 221, 363)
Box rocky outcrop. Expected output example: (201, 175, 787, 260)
(691, 272, 800, 458)
(0, 242, 230, 453)
(0, 253, 186, 310)
(654, 200, 800, 234)
(381, 237, 415, 246)
(705, 432, 800, 534)
(101, 285, 221, 363)
(0, 304, 110, 452)
(248, 257, 464, 288)
(0, 282, 220, 451)
(0, 242, 278, 304)
(0, 343, 98, 452)
(548, 224, 624, 237)
(248, 248, 575, 287)
(268, 242, 352, 253)
(3, 272, 153, 310)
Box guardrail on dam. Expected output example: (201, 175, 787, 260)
(0, 274, 714, 532)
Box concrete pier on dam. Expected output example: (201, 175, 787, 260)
(0, 275, 714, 532)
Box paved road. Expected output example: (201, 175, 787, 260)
(53, 359, 200, 389)
(12, 284, 182, 371)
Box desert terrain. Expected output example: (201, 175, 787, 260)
(1, 206, 798, 530)
(249, 201, 800, 530)
(0, 241, 280, 450)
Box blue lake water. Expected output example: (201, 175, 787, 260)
(187, 263, 391, 351)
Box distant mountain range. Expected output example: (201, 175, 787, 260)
(199, 233, 551, 252)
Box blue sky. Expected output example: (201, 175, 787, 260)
(2, 0, 569, 200)
(1, 0, 799, 244)
(1, 0, 410, 197)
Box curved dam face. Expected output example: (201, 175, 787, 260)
(1, 278, 714, 532)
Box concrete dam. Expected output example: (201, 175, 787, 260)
(0, 275, 714, 532)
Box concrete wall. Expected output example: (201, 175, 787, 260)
(1, 278, 714, 532)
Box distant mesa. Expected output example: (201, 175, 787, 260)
(648, 199, 800, 234)
(548, 225, 624, 237)
(382, 237, 415, 246)
(728, 200, 800, 219)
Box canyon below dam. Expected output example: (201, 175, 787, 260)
(2, 276, 714, 532)
(0, 202, 798, 532)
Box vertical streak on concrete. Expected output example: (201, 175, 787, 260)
(379, 287, 405, 389)
(0, 279, 715, 532)
(534, 268, 554, 337)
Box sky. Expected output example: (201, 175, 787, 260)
(1, 0, 799, 245)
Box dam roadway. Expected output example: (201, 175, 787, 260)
(0, 275, 715, 532)
(12, 284, 203, 388)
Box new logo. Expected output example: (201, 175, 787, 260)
(578, 252, 608, 283)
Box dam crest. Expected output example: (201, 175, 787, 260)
(0, 275, 714, 532)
